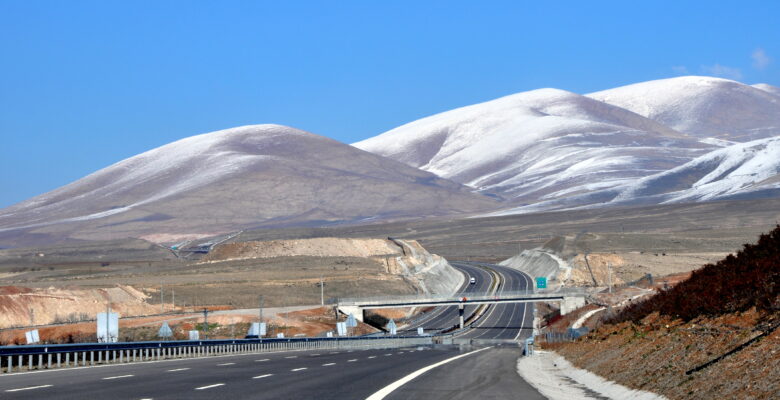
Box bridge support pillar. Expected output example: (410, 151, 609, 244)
(560, 296, 586, 315)
(458, 304, 464, 329)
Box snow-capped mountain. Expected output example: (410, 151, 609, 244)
(753, 83, 780, 98)
(0, 124, 498, 247)
(486, 137, 780, 216)
(587, 76, 780, 141)
(613, 136, 780, 204)
(354, 88, 712, 205)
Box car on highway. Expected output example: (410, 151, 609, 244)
(469, 277, 476, 284)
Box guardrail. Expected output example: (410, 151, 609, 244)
(0, 335, 434, 374)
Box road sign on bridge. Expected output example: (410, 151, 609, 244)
(535, 277, 547, 289)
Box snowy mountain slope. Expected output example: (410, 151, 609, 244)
(0, 124, 498, 247)
(753, 83, 780, 98)
(484, 136, 780, 216)
(613, 136, 780, 204)
(587, 76, 780, 141)
(354, 88, 712, 205)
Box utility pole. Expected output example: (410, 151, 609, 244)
(106, 301, 111, 343)
(203, 308, 209, 339)
(160, 283, 164, 313)
(259, 295, 264, 323)
(320, 275, 324, 306)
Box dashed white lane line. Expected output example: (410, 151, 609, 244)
(102, 374, 134, 380)
(330, 352, 339, 354)
(167, 368, 190, 372)
(322, 363, 336, 366)
(217, 362, 235, 366)
(195, 383, 225, 390)
(255, 359, 270, 362)
(365, 347, 491, 400)
(347, 359, 358, 362)
(291, 367, 307, 372)
(284, 356, 298, 359)
(367, 356, 377, 359)
(384, 354, 392, 356)
(311, 353, 320, 356)
(6, 385, 53, 392)
(252, 374, 274, 379)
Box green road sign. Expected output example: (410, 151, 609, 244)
(535, 277, 547, 289)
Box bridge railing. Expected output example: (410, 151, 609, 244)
(335, 288, 588, 306)
(0, 335, 435, 374)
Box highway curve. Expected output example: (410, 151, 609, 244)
(399, 263, 492, 333)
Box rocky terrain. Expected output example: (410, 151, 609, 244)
(550, 226, 780, 399)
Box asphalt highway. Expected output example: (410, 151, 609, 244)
(0, 263, 544, 399)
(0, 346, 471, 399)
(457, 262, 535, 340)
(400, 263, 492, 333)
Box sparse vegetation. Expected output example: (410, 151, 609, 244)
(607, 225, 780, 324)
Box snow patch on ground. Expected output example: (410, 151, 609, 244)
(516, 351, 668, 400)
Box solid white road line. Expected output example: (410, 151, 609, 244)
(6, 385, 53, 392)
(291, 367, 307, 372)
(255, 359, 270, 362)
(195, 383, 225, 390)
(365, 347, 491, 400)
(322, 363, 336, 366)
(167, 368, 190, 372)
(217, 362, 235, 366)
(252, 374, 274, 379)
(102, 374, 134, 380)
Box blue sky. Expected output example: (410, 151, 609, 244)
(1, 1, 778, 208)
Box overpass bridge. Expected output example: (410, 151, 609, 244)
(335, 288, 587, 324)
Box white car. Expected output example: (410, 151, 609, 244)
(469, 277, 476, 284)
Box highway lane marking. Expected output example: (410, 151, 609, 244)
(167, 368, 190, 372)
(365, 347, 492, 400)
(311, 353, 320, 356)
(217, 362, 236, 366)
(284, 356, 298, 359)
(367, 356, 377, 359)
(195, 383, 225, 390)
(255, 359, 270, 362)
(252, 374, 274, 379)
(330, 352, 340, 354)
(291, 367, 307, 372)
(103, 374, 134, 380)
(322, 363, 336, 366)
(347, 359, 358, 362)
(383, 353, 392, 356)
(5, 385, 53, 392)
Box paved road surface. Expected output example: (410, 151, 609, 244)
(0, 262, 544, 399)
(400, 263, 492, 333)
(457, 262, 535, 340)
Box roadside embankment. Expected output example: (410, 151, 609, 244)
(517, 350, 667, 400)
